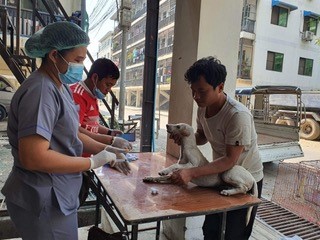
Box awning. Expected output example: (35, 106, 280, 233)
(235, 86, 301, 96)
(303, 11, 320, 19)
(272, 0, 298, 11)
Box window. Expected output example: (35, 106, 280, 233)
(162, 11, 167, 20)
(160, 38, 166, 49)
(167, 35, 174, 46)
(298, 58, 313, 76)
(266, 51, 284, 72)
(271, 6, 288, 27)
(303, 17, 318, 34)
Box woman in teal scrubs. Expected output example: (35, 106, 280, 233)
(1, 21, 118, 240)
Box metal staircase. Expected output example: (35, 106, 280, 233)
(0, 0, 118, 128)
(0, 5, 33, 83)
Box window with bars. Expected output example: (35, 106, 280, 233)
(298, 57, 313, 76)
(266, 51, 284, 72)
(271, 6, 288, 27)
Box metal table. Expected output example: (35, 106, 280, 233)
(88, 152, 261, 240)
(128, 114, 160, 138)
(118, 119, 137, 133)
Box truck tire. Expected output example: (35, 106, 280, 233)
(275, 117, 295, 126)
(299, 118, 320, 141)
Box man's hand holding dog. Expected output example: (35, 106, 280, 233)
(170, 169, 193, 185)
(169, 132, 182, 145)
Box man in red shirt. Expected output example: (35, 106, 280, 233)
(71, 58, 132, 156)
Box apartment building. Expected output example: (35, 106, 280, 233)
(238, 0, 320, 90)
(106, 0, 174, 109)
(102, 0, 319, 107)
(98, 31, 114, 59)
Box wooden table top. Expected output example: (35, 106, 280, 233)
(93, 152, 261, 224)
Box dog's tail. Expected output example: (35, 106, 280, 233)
(246, 180, 258, 226)
(251, 180, 258, 198)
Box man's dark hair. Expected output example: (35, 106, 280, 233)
(184, 56, 227, 89)
(88, 58, 120, 80)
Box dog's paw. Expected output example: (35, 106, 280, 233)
(158, 169, 171, 176)
(143, 176, 171, 184)
(220, 190, 231, 196)
(143, 176, 155, 183)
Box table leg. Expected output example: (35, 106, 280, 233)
(156, 221, 161, 240)
(156, 119, 160, 139)
(219, 212, 227, 240)
(131, 225, 139, 240)
(95, 196, 100, 227)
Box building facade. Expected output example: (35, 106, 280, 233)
(102, 0, 319, 109)
(238, 0, 320, 90)
(98, 31, 114, 59)
(109, 0, 174, 110)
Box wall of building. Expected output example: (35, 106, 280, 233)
(61, 0, 81, 15)
(252, 0, 320, 90)
(98, 32, 113, 59)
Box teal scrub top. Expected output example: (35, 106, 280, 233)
(2, 70, 83, 216)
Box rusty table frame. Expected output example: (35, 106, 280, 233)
(118, 119, 138, 133)
(128, 114, 160, 138)
(87, 152, 261, 240)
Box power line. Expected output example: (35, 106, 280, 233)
(88, 0, 117, 32)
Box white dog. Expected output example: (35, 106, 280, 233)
(143, 123, 258, 223)
(144, 123, 257, 196)
(143, 123, 258, 196)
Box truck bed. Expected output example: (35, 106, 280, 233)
(255, 122, 303, 163)
(258, 133, 294, 145)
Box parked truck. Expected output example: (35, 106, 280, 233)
(268, 89, 320, 141)
(235, 85, 304, 163)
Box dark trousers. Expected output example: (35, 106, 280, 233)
(203, 179, 263, 240)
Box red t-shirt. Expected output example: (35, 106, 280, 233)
(71, 82, 100, 134)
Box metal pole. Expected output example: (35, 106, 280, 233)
(118, 28, 128, 121)
(15, 0, 21, 55)
(140, 0, 159, 152)
(81, 0, 86, 30)
(238, 38, 244, 77)
(31, 0, 37, 71)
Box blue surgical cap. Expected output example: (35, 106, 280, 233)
(25, 21, 90, 58)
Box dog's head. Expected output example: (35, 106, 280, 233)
(166, 123, 194, 137)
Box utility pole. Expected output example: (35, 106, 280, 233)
(81, 0, 86, 30)
(140, 1, 159, 152)
(118, 0, 132, 120)
(16, 0, 21, 55)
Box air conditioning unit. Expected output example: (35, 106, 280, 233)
(302, 31, 314, 41)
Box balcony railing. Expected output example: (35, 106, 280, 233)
(158, 14, 175, 30)
(237, 66, 252, 79)
(0, 5, 63, 36)
(241, 18, 255, 33)
(158, 45, 173, 57)
(127, 30, 145, 46)
(132, 6, 146, 21)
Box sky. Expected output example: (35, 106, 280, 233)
(85, 0, 117, 61)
